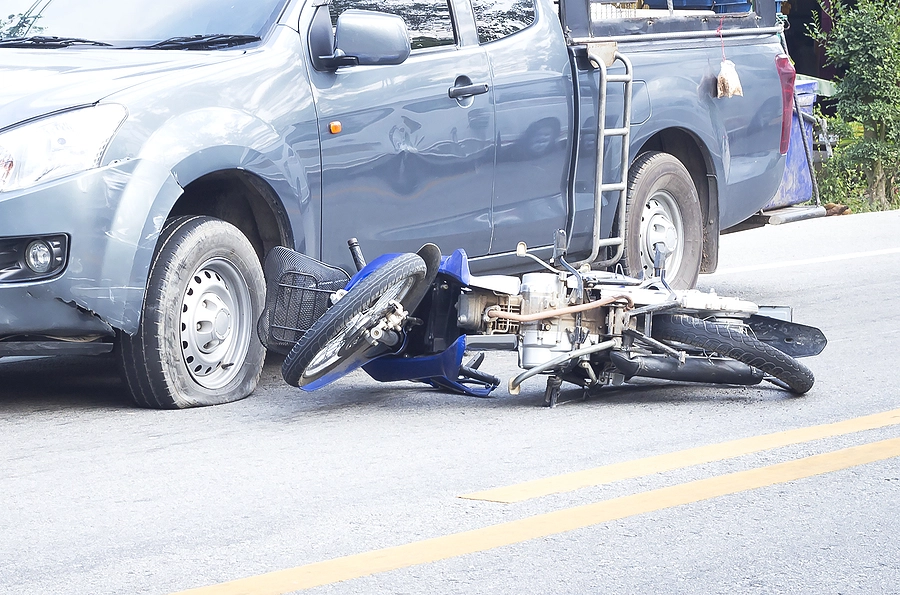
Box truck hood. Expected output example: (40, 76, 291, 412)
(0, 49, 242, 131)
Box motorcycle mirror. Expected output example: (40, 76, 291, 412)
(552, 229, 568, 261)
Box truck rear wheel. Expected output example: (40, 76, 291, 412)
(621, 151, 703, 288)
(119, 216, 266, 409)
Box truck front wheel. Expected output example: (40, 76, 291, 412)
(119, 216, 266, 409)
(621, 151, 703, 288)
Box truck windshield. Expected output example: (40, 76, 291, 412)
(0, 0, 289, 47)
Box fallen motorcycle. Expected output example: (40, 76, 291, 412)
(258, 232, 826, 406)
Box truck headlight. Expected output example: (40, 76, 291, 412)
(0, 104, 127, 193)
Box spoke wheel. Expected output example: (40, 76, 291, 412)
(304, 277, 414, 379)
(282, 253, 427, 390)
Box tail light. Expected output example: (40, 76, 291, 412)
(775, 54, 796, 155)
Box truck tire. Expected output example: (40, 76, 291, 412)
(282, 253, 427, 389)
(622, 151, 703, 288)
(652, 314, 815, 394)
(119, 216, 266, 409)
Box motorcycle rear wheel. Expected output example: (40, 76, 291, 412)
(652, 314, 814, 394)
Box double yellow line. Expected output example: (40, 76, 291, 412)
(461, 407, 900, 503)
(173, 408, 900, 595)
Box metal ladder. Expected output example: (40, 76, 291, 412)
(572, 46, 633, 270)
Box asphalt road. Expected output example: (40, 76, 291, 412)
(2, 210, 900, 595)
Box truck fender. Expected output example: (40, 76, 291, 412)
(100, 110, 314, 334)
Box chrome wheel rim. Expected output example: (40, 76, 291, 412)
(180, 257, 252, 390)
(638, 189, 685, 278)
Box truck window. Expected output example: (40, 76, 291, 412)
(328, 0, 456, 50)
(470, 0, 536, 43)
(0, 0, 287, 44)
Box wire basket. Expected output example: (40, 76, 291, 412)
(258, 246, 350, 354)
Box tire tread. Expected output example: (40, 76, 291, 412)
(653, 314, 814, 394)
(621, 151, 702, 289)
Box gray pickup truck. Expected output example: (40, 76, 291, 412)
(0, 0, 795, 407)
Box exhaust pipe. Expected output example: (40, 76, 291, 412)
(610, 351, 763, 386)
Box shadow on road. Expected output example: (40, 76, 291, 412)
(0, 354, 132, 411)
(0, 351, 801, 416)
(267, 369, 801, 419)
(570, 379, 802, 406)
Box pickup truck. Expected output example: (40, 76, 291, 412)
(0, 0, 795, 408)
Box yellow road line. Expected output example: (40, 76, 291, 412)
(171, 437, 900, 595)
(461, 408, 900, 503)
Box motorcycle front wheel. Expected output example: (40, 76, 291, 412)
(282, 252, 427, 390)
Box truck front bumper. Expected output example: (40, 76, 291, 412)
(0, 159, 182, 340)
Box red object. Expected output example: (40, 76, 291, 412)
(775, 54, 797, 155)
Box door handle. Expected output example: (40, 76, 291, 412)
(448, 83, 490, 99)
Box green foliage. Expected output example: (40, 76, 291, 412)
(808, 0, 900, 210)
(816, 113, 900, 212)
(1, 14, 24, 38)
(0, 13, 43, 38)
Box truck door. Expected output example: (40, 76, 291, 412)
(308, 0, 495, 265)
(473, 0, 572, 253)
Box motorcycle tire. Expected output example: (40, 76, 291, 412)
(282, 252, 427, 389)
(652, 314, 815, 394)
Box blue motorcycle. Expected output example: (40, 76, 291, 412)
(258, 233, 826, 406)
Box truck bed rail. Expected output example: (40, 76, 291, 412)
(561, 0, 782, 41)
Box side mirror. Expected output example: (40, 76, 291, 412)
(334, 10, 411, 67)
(310, 7, 410, 71)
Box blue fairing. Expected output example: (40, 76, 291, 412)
(438, 249, 471, 286)
(363, 335, 497, 397)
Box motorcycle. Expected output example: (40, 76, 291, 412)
(257, 231, 826, 406)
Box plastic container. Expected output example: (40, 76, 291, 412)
(713, 0, 752, 12)
(642, 0, 714, 9)
(766, 79, 818, 210)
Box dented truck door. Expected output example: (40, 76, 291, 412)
(308, 0, 495, 264)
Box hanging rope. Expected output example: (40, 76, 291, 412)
(717, 17, 727, 61)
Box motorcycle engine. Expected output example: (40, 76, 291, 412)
(519, 272, 582, 368)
